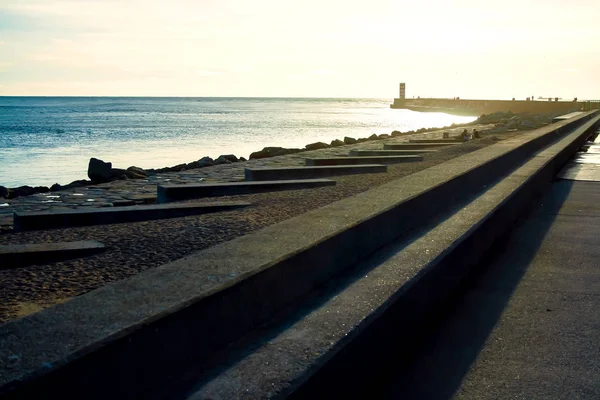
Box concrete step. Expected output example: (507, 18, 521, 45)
(384, 142, 459, 150)
(305, 155, 422, 166)
(408, 138, 465, 143)
(0, 241, 106, 269)
(157, 179, 336, 203)
(2, 112, 597, 399)
(348, 149, 437, 156)
(13, 202, 250, 232)
(244, 165, 387, 181)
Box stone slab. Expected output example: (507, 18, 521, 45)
(244, 165, 387, 181)
(552, 111, 584, 123)
(408, 138, 465, 143)
(13, 202, 251, 232)
(157, 179, 336, 203)
(1, 112, 597, 399)
(0, 241, 106, 269)
(305, 155, 422, 166)
(348, 149, 437, 156)
(384, 142, 460, 150)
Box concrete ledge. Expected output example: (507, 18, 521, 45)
(244, 165, 387, 181)
(553, 111, 584, 123)
(157, 179, 336, 203)
(13, 202, 251, 232)
(384, 142, 459, 150)
(305, 156, 422, 166)
(348, 149, 437, 156)
(190, 113, 600, 399)
(1, 112, 596, 399)
(0, 241, 106, 269)
(409, 138, 464, 143)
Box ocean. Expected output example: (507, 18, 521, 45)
(0, 97, 476, 187)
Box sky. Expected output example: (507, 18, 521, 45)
(1, 0, 599, 99)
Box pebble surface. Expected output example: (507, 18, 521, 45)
(0, 125, 505, 323)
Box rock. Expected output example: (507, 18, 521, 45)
(368, 134, 379, 140)
(7, 185, 50, 199)
(473, 129, 481, 138)
(343, 137, 357, 144)
(330, 139, 344, 147)
(357, 138, 369, 143)
(249, 147, 302, 160)
(239, 157, 247, 162)
(378, 134, 390, 139)
(391, 130, 402, 137)
(0, 186, 8, 198)
(113, 168, 146, 179)
(127, 166, 147, 177)
(88, 158, 113, 183)
(50, 183, 62, 191)
(518, 119, 536, 129)
(214, 155, 233, 165)
(63, 180, 90, 190)
(305, 142, 329, 151)
(219, 154, 238, 163)
(197, 156, 214, 167)
(443, 131, 450, 138)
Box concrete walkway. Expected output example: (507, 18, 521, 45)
(376, 179, 600, 399)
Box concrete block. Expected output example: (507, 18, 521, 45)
(348, 149, 437, 156)
(384, 143, 459, 150)
(245, 165, 387, 181)
(157, 179, 336, 203)
(0, 241, 106, 268)
(305, 156, 422, 166)
(408, 138, 464, 143)
(13, 202, 250, 232)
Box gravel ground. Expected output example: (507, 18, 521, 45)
(0, 131, 516, 323)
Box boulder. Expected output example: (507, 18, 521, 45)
(249, 147, 302, 160)
(239, 157, 247, 162)
(330, 139, 344, 147)
(113, 168, 146, 179)
(8, 185, 50, 199)
(378, 134, 390, 139)
(391, 130, 403, 137)
(219, 154, 238, 163)
(88, 158, 113, 183)
(368, 134, 379, 140)
(305, 142, 329, 151)
(214, 155, 233, 165)
(127, 166, 147, 177)
(0, 185, 8, 198)
(343, 136, 357, 145)
(197, 156, 214, 167)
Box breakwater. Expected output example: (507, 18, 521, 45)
(391, 98, 600, 116)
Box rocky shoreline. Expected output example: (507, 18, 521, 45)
(0, 111, 555, 201)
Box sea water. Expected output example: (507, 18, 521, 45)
(0, 97, 476, 187)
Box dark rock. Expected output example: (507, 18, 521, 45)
(473, 129, 481, 138)
(214, 155, 232, 165)
(186, 161, 200, 169)
(443, 131, 450, 138)
(368, 134, 379, 140)
(8, 185, 50, 199)
(127, 166, 147, 177)
(197, 156, 214, 167)
(113, 168, 146, 179)
(330, 139, 344, 147)
(391, 130, 403, 137)
(378, 134, 390, 139)
(343, 137, 357, 145)
(0, 186, 8, 198)
(239, 157, 247, 162)
(305, 142, 329, 151)
(357, 138, 369, 143)
(219, 154, 238, 163)
(50, 183, 62, 191)
(417, 128, 427, 133)
(249, 147, 302, 160)
(63, 180, 90, 190)
(88, 158, 113, 183)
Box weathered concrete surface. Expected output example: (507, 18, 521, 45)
(13, 202, 251, 231)
(384, 142, 459, 150)
(0, 241, 106, 269)
(408, 138, 465, 143)
(305, 155, 422, 166)
(184, 116, 600, 400)
(244, 165, 387, 181)
(0, 112, 596, 399)
(552, 111, 585, 123)
(348, 149, 437, 156)
(157, 179, 336, 203)
(375, 180, 600, 399)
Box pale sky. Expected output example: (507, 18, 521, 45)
(1, 0, 599, 99)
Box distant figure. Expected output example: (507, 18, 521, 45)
(473, 129, 480, 139)
(456, 96, 460, 100)
(532, 95, 534, 101)
(555, 97, 559, 102)
(526, 97, 530, 101)
(512, 98, 516, 101)
(574, 97, 578, 102)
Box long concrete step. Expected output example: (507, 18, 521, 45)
(244, 165, 387, 181)
(157, 179, 336, 203)
(348, 149, 437, 156)
(305, 155, 422, 166)
(408, 138, 465, 143)
(183, 113, 600, 399)
(384, 142, 459, 150)
(13, 202, 251, 232)
(0, 241, 106, 269)
(1, 112, 597, 399)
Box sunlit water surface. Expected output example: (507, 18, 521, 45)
(0, 97, 476, 187)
